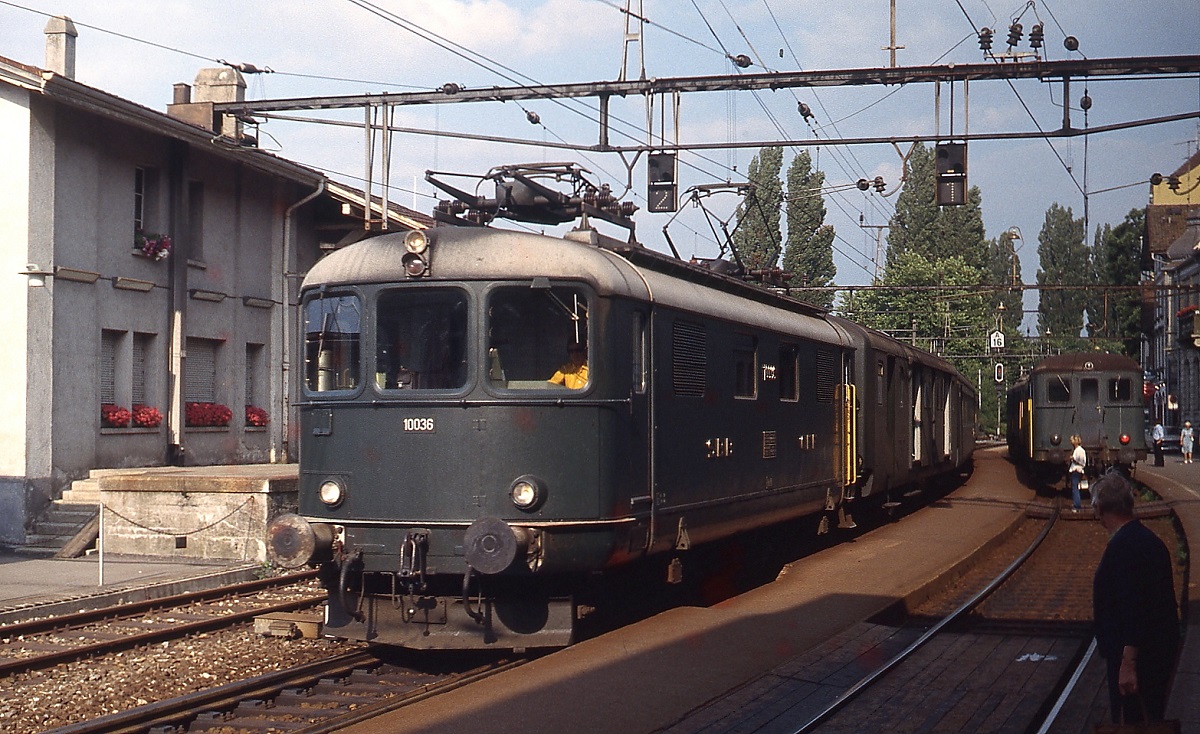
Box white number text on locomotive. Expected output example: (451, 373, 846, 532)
(402, 417, 436, 433)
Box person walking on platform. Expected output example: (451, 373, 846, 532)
(1152, 421, 1165, 466)
(1092, 473, 1179, 724)
(1180, 421, 1194, 464)
(1067, 435, 1086, 511)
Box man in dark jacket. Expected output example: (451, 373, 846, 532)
(1092, 473, 1179, 722)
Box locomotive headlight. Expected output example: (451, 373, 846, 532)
(318, 479, 345, 507)
(403, 230, 429, 254)
(402, 252, 428, 277)
(510, 475, 546, 511)
(1050, 434, 1062, 446)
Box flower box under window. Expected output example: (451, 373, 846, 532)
(186, 402, 232, 427)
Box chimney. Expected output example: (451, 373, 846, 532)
(194, 67, 247, 139)
(167, 68, 248, 138)
(44, 16, 78, 79)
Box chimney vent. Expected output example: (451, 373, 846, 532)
(173, 83, 192, 105)
(44, 16, 78, 79)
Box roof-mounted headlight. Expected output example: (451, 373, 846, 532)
(404, 230, 429, 254)
(402, 252, 428, 278)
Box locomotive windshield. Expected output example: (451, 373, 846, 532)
(304, 293, 362, 392)
(487, 284, 589, 390)
(375, 288, 469, 390)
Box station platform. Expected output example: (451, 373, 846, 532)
(0, 553, 260, 625)
(1138, 456, 1200, 730)
(0, 448, 1195, 733)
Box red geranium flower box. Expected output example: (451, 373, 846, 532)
(245, 405, 270, 427)
(131, 405, 163, 428)
(101, 404, 131, 428)
(186, 401, 232, 427)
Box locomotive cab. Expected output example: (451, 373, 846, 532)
(271, 227, 656, 649)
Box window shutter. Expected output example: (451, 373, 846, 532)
(100, 331, 119, 404)
(132, 334, 148, 405)
(185, 338, 217, 403)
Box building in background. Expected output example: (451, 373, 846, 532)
(1144, 149, 1200, 440)
(0, 18, 430, 545)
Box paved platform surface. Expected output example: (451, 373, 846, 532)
(0, 553, 260, 624)
(1138, 456, 1200, 731)
(342, 446, 1039, 734)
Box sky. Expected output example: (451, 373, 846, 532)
(2, 0, 1198, 315)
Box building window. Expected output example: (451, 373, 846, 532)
(188, 181, 205, 261)
(133, 167, 160, 245)
(185, 337, 219, 403)
(134, 168, 146, 232)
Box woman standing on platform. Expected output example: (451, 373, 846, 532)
(1180, 421, 1194, 464)
(1068, 434, 1086, 511)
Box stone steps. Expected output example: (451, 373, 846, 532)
(15, 500, 99, 557)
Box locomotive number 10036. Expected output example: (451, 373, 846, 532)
(402, 417, 436, 433)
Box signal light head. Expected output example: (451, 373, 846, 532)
(1120, 434, 1131, 445)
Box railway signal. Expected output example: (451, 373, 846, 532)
(935, 142, 967, 206)
(994, 363, 1005, 383)
(647, 152, 678, 213)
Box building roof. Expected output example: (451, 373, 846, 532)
(325, 181, 436, 231)
(0, 54, 325, 188)
(1166, 213, 1200, 260)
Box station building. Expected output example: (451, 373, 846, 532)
(1144, 149, 1200, 438)
(0, 18, 430, 548)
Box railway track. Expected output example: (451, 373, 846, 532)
(0, 571, 324, 678)
(44, 650, 525, 734)
(661, 496, 1185, 733)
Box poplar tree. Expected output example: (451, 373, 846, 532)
(731, 146, 784, 269)
(1036, 203, 1091, 347)
(782, 150, 836, 309)
(1092, 208, 1145, 356)
(885, 142, 939, 268)
(984, 229, 1025, 340)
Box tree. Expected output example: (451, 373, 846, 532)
(984, 229, 1025, 341)
(887, 142, 987, 270)
(885, 142, 939, 269)
(1036, 203, 1091, 349)
(934, 185, 988, 271)
(1091, 209, 1146, 356)
(731, 146, 784, 269)
(853, 251, 988, 358)
(782, 150, 836, 308)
